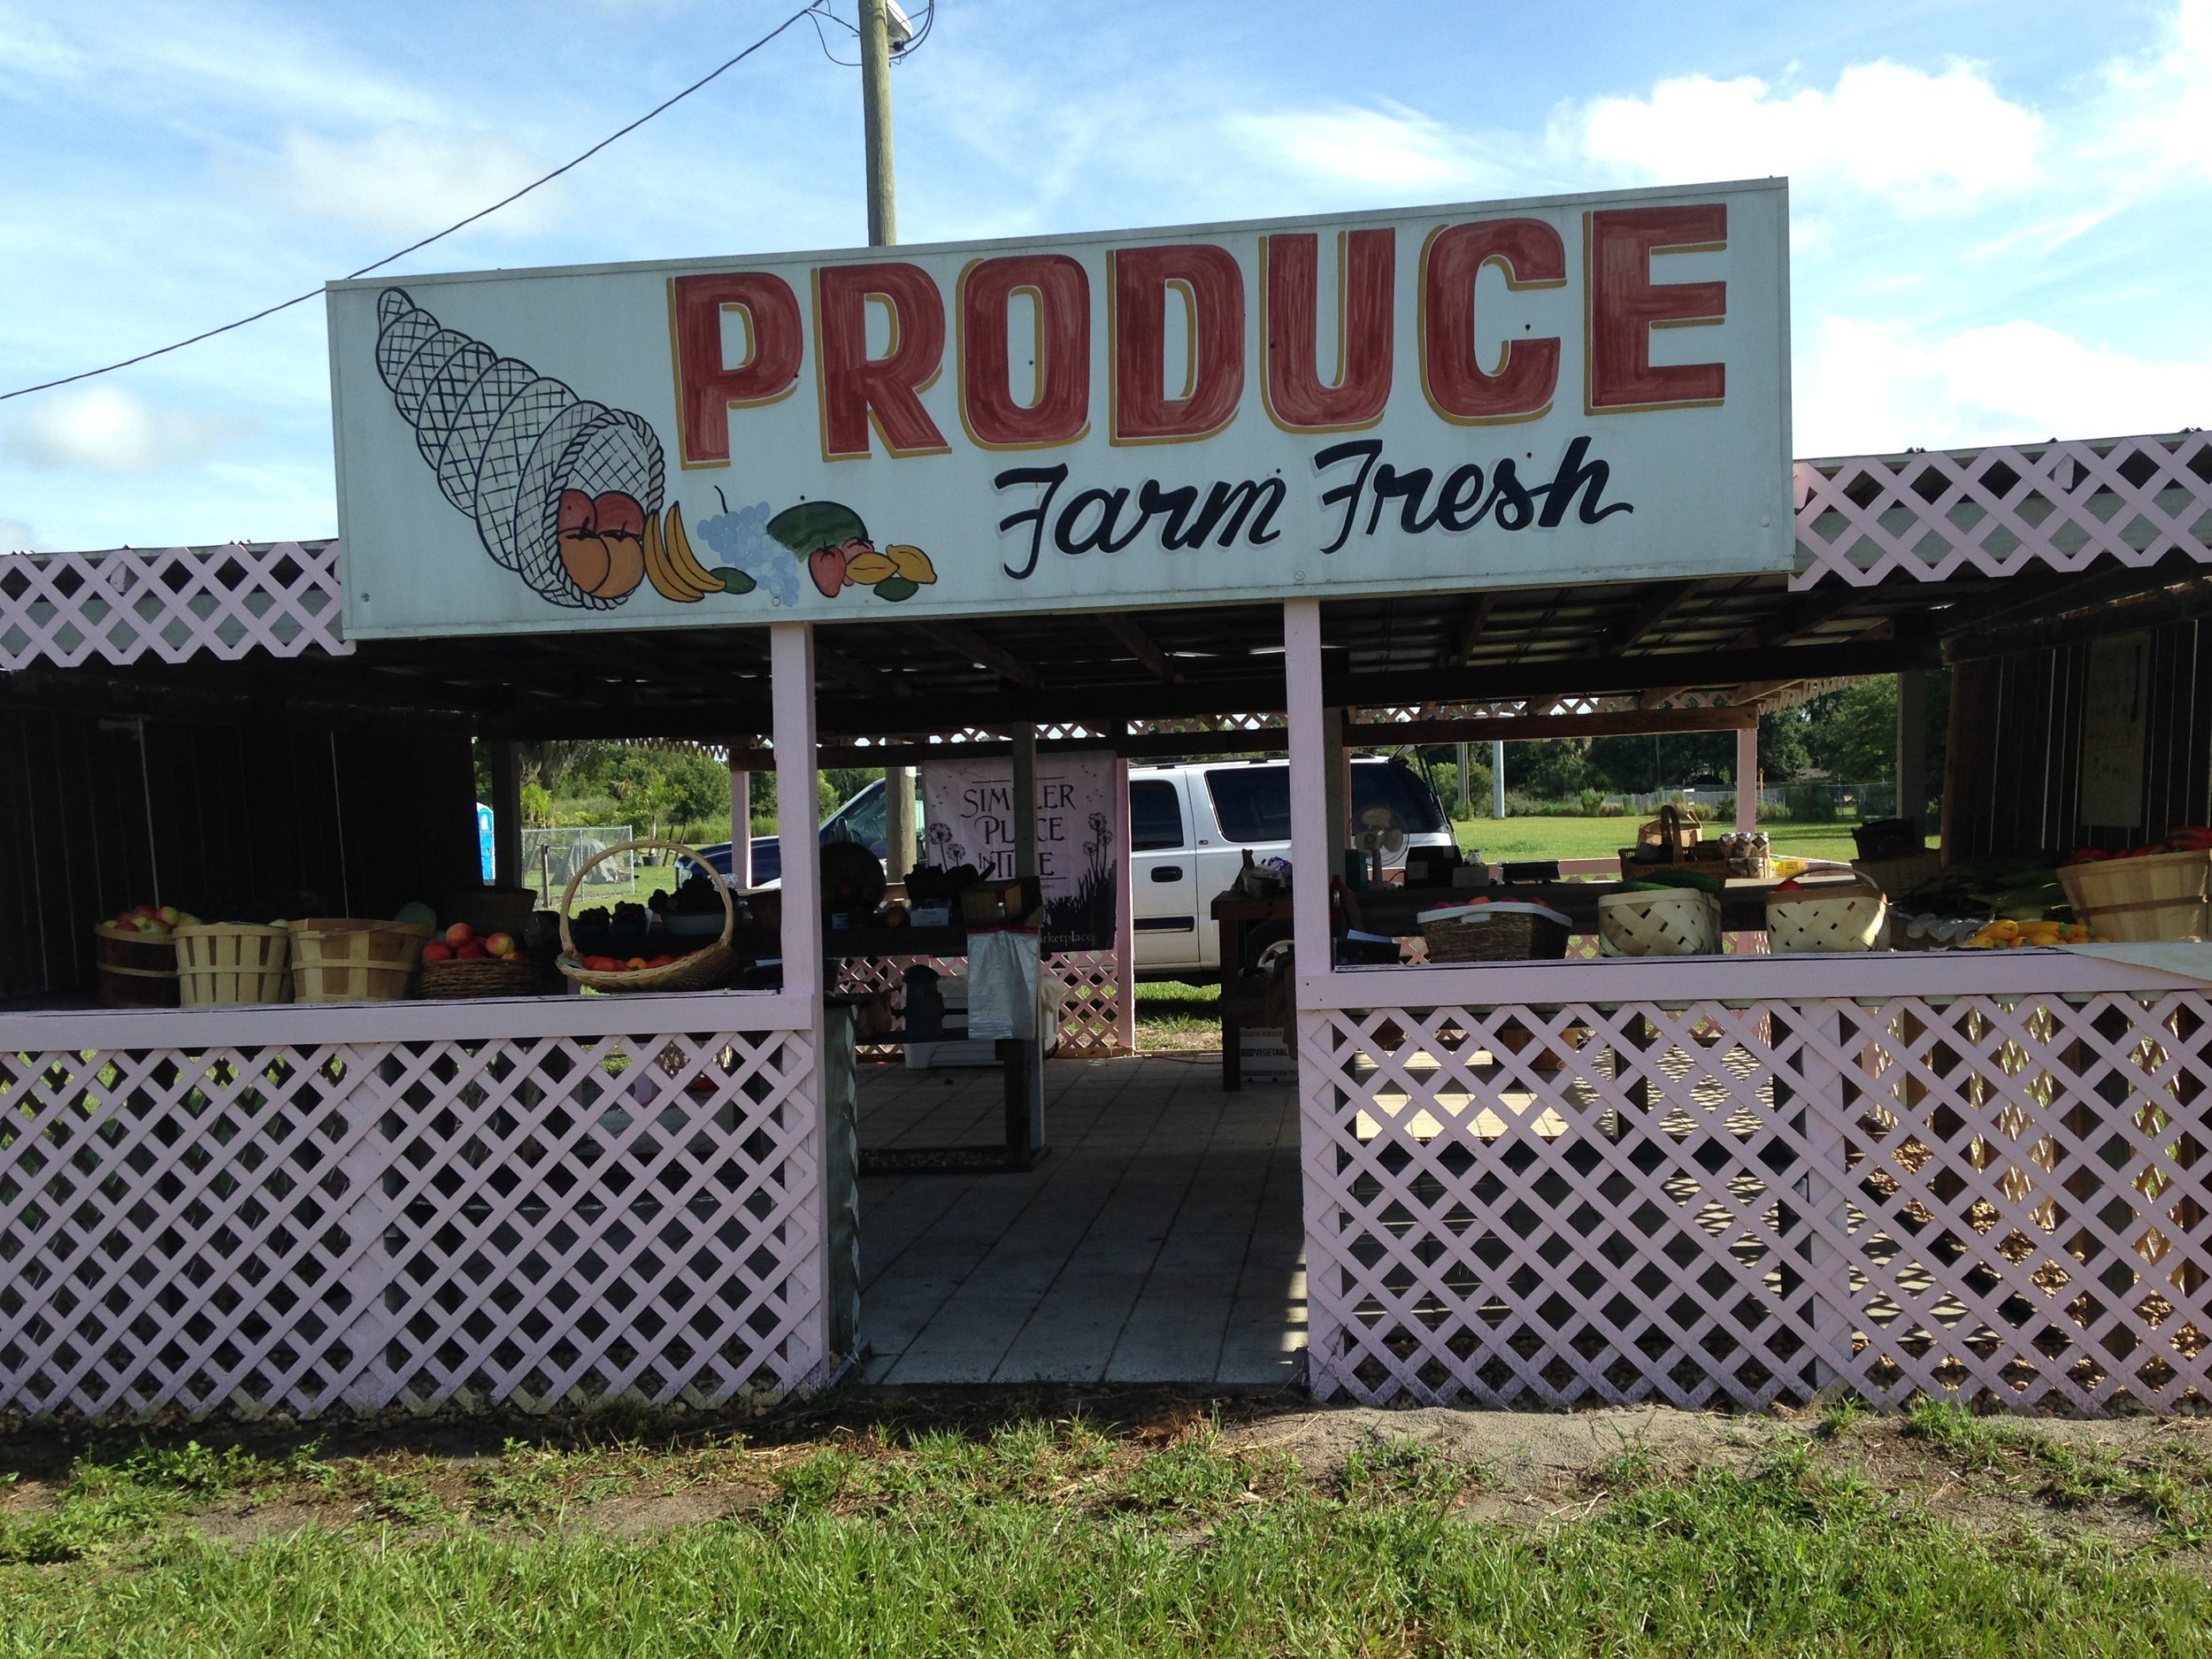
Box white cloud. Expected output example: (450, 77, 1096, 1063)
(1794, 315, 2209, 456)
(1225, 103, 1514, 195)
(1574, 60, 2044, 213)
(247, 122, 565, 240)
(2100, 0, 2212, 180)
(4, 388, 258, 473)
(0, 518, 35, 551)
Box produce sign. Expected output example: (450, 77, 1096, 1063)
(329, 181, 1790, 640)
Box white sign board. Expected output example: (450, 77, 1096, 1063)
(2079, 633, 2151, 828)
(329, 180, 1790, 640)
(920, 753, 1118, 952)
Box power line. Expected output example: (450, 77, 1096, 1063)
(0, 3, 832, 403)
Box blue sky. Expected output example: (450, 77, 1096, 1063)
(2, 0, 2206, 552)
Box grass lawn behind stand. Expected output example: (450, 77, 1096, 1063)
(1456, 814, 1863, 865)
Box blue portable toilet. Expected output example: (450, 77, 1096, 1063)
(476, 802, 495, 881)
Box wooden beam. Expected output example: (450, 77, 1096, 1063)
(1636, 686, 1690, 710)
(1946, 574, 2212, 664)
(1348, 706, 1757, 747)
(920, 623, 1039, 689)
(1447, 594, 1496, 667)
(1101, 612, 1176, 681)
(1597, 580, 1702, 656)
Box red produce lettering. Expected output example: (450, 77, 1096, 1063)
(1419, 219, 1563, 425)
(959, 254, 1091, 449)
(1262, 229, 1394, 432)
(815, 262, 951, 459)
(1111, 244, 1245, 443)
(1586, 204, 1728, 412)
(669, 273, 803, 468)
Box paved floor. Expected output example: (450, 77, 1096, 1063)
(856, 1054, 1306, 1386)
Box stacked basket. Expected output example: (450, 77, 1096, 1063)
(2056, 849, 2212, 941)
(1764, 879, 1888, 952)
(174, 923, 291, 1005)
(288, 919, 431, 1002)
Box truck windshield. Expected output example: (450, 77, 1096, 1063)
(1202, 760, 1446, 842)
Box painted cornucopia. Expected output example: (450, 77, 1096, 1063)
(372, 286, 935, 611)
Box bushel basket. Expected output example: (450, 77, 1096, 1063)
(1598, 888, 1720, 956)
(1765, 881, 1888, 953)
(419, 955, 541, 999)
(93, 923, 180, 1008)
(288, 919, 430, 1002)
(174, 923, 290, 1006)
(558, 840, 735, 993)
(1417, 901, 1572, 963)
(2056, 849, 2212, 942)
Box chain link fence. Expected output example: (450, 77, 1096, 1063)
(521, 826, 637, 899)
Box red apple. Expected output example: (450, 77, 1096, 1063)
(444, 922, 474, 948)
(421, 941, 453, 963)
(484, 933, 516, 959)
(457, 941, 489, 960)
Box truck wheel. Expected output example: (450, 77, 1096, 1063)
(1242, 921, 1294, 977)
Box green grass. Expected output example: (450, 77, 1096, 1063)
(1455, 814, 1864, 864)
(4, 1418, 2208, 1657)
(1133, 979, 1221, 1053)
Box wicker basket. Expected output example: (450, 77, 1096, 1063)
(174, 923, 290, 1006)
(2056, 849, 2212, 942)
(558, 840, 735, 993)
(1765, 882, 1889, 953)
(418, 955, 541, 999)
(93, 923, 180, 1008)
(1598, 888, 1721, 956)
(288, 918, 431, 1002)
(1417, 902, 1572, 963)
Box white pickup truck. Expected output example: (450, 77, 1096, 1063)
(1129, 757, 1454, 977)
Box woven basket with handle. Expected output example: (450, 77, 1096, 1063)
(1765, 879, 1888, 953)
(558, 840, 735, 993)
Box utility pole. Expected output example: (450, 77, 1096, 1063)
(861, 0, 917, 879)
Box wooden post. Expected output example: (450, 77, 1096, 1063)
(1286, 601, 1332, 980)
(1735, 724, 1758, 833)
(886, 766, 915, 881)
(1323, 706, 1348, 886)
(1896, 669, 1928, 837)
(1011, 726, 1039, 880)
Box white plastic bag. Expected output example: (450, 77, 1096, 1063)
(966, 928, 1041, 1041)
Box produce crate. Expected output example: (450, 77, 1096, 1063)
(174, 923, 290, 1006)
(288, 918, 431, 1002)
(2057, 849, 2212, 942)
(1851, 851, 1944, 900)
(93, 923, 179, 1009)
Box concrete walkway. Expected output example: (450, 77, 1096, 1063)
(856, 1054, 1306, 1386)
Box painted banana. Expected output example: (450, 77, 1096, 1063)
(643, 503, 719, 602)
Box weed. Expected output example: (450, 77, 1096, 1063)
(1341, 1434, 1479, 1502)
(1815, 1393, 1867, 1440)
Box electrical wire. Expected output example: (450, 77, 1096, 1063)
(0, 3, 833, 403)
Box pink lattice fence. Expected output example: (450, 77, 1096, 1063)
(0, 993, 839, 1420)
(1297, 955, 2212, 1413)
(833, 949, 1129, 1057)
(0, 541, 349, 668)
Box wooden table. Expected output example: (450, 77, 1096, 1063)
(1209, 877, 1783, 1092)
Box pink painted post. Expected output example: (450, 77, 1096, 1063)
(771, 626, 821, 999)
(1113, 755, 1136, 1055)
(1284, 600, 1331, 979)
(1735, 725, 1757, 833)
(727, 752, 754, 889)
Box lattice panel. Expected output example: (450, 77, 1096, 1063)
(0, 1024, 830, 1419)
(1300, 990, 2212, 1413)
(833, 950, 1128, 1057)
(1832, 994, 2212, 1411)
(1793, 432, 2212, 590)
(0, 541, 351, 668)
(1299, 1001, 1841, 1407)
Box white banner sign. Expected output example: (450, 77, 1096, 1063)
(330, 180, 1790, 640)
(920, 753, 1118, 953)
